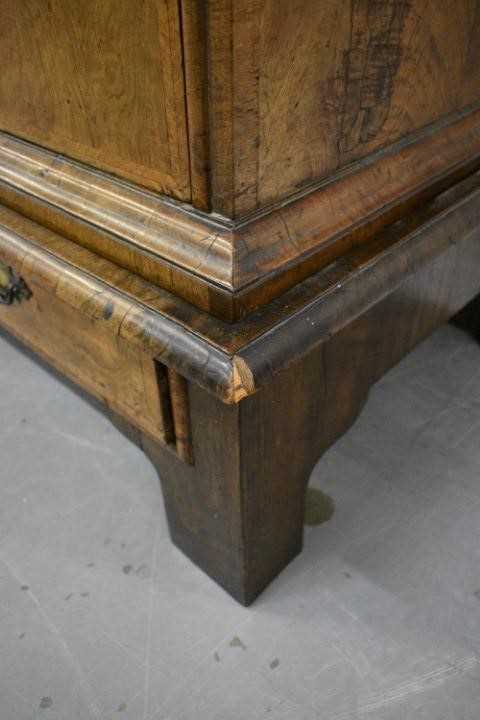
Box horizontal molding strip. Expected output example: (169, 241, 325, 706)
(0, 132, 235, 291)
(0, 216, 241, 403)
(1, 106, 480, 321)
(1, 168, 480, 403)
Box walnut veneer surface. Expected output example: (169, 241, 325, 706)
(0, 0, 190, 198)
(1, 0, 480, 603)
(1, 0, 479, 218)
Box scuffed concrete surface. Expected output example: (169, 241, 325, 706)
(1, 323, 480, 719)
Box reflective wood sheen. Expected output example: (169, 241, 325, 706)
(0, 0, 190, 199)
(2, 1, 480, 603)
(1, 108, 480, 321)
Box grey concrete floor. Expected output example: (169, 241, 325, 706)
(1, 323, 480, 719)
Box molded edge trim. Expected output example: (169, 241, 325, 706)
(0, 222, 241, 403)
(0, 173, 479, 404)
(0, 106, 480, 314)
(238, 178, 480, 389)
(0, 132, 234, 287)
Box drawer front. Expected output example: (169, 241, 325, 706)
(0, 0, 190, 200)
(0, 240, 170, 445)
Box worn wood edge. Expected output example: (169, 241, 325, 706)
(238, 179, 480, 388)
(0, 132, 235, 288)
(232, 106, 480, 289)
(1, 107, 480, 321)
(0, 201, 302, 357)
(0, 220, 242, 403)
(1, 172, 479, 406)
(0, 179, 238, 321)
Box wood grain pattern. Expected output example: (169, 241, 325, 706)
(3, 0, 480, 222)
(2, 107, 480, 321)
(0, 248, 169, 444)
(0, 0, 191, 199)
(5, 170, 480, 603)
(180, 0, 210, 211)
(0, 211, 238, 403)
(206, 0, 235, 218)
(203, 0, 480, 217)
(2, 164, 480, 408)
(137, 206, 480, 602)
(0, 132, 232, 288)
(168, 368, 194, 464)
(4, 1, 480, 604)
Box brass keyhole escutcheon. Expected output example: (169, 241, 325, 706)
(0, 260, 32, 305)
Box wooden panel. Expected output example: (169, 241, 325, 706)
(0, 0, 191, 199)
(2, 109, 480, 320)
(180, 0, 210, 210)
(138, 216, 480, 602)
(2, 161, 480, 407)
(0, 238, 170, 443)
(206, 0, 480, 217)
(0, 208, 239, 403)
(0, 110, 480, 320)
(167, 368, 194, 464)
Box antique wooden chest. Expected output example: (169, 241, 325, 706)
(1, 1, 480, 603)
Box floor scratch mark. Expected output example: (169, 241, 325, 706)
(142, 525, 160, 720)
(0, 555, 102, 720)
(330, 656, 480, 719)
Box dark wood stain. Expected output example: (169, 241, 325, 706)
(2, 109, 480, 322)
(338, 0, 411, 153)
(466, 0, 480, 79)
(1, 2, 480, 606)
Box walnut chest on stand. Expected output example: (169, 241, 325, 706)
(1, 1, 480, 604)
